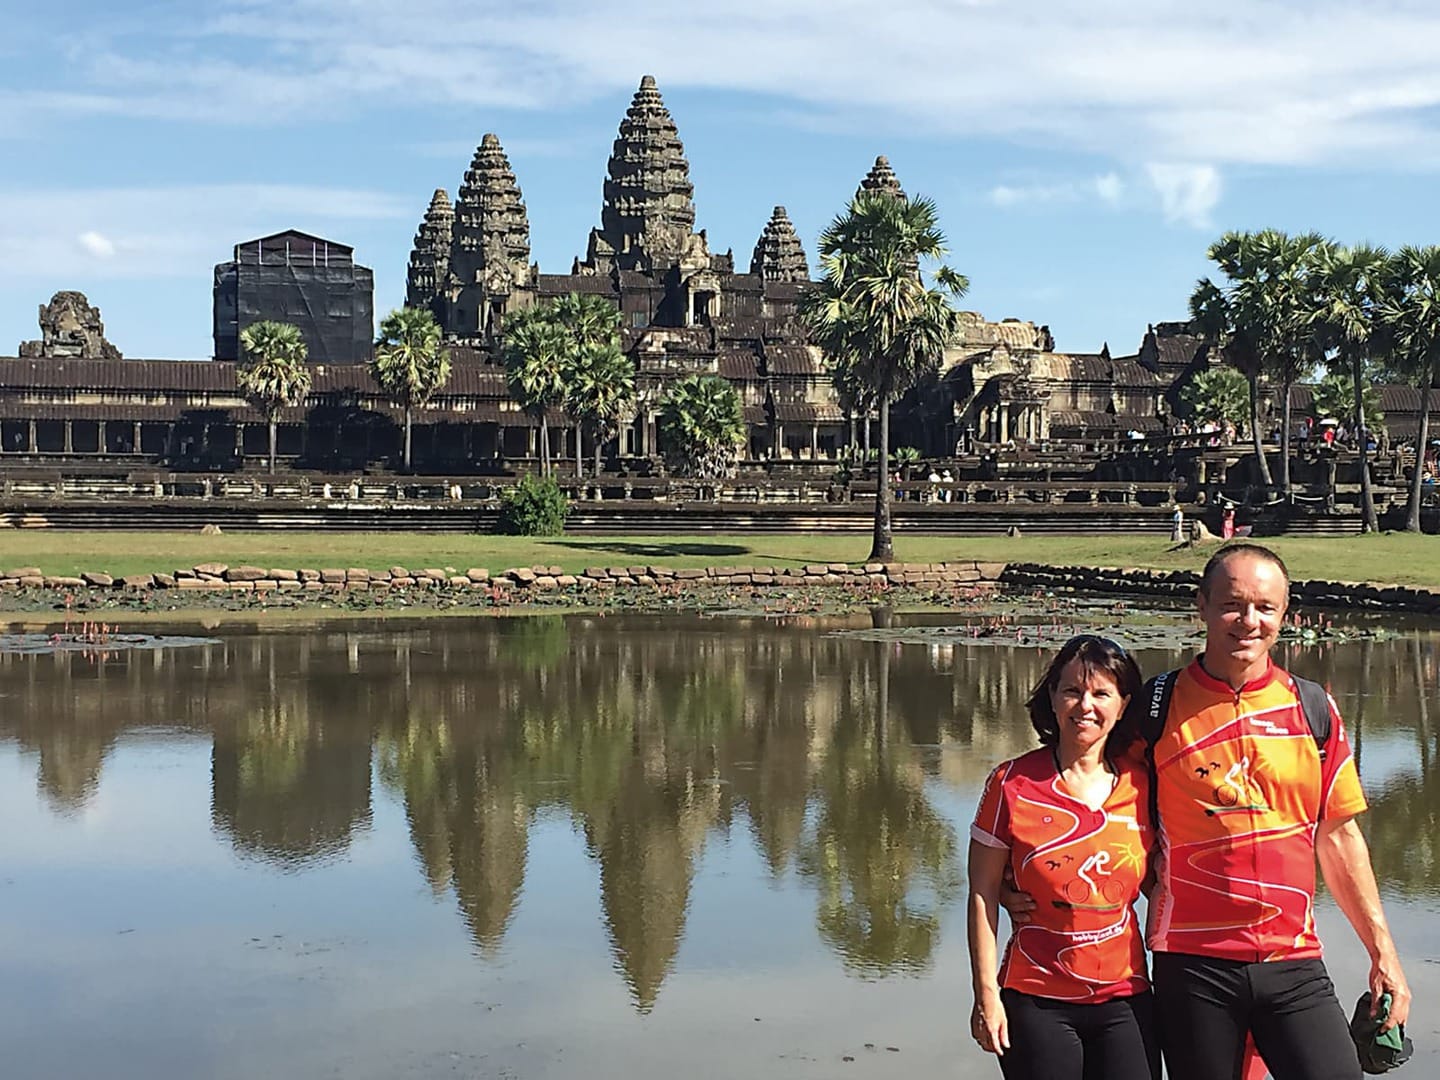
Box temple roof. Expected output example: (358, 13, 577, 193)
(750, 207, 809, 283)
(857, 156, 905, 201)
(406, 189, 455, 309)
(593, 76, 697, 271)
(452, 133, 530, 284)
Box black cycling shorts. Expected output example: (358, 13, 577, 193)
(996, 988, 1160, 1080)
(1152, 952, 1361, 1080)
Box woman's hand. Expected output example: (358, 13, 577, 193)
(971, 986, 1010, 1056)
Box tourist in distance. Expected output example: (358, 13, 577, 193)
(967, 634, 1159, 1080)
(1001, 543, 1411, 1080)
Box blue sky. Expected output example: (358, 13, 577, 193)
(4, 0, 1440, 360)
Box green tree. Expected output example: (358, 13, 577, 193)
(1381, 245, 1440, 531)
(371, 307, 451, 470)
(551, 293, 631, 478)
(802, 192, 967, 563)
(566, 341, 636, 478)
(1180, 365, 1251, 432)
(502, 306, 569, 477)
(1190, 231, 1291, 493)
(1304, 242, 1392, 532)
(1311, 372, 1383, 431)
(1257, 230, 1327, 500)
(237, 320, 311, 474)
(657, 374, 746, 479)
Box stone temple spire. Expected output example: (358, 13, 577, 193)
(451, 133, 531, 288)
(856, 155, 905, 200)
(406, 188, 453, 315)
(750, 206, 809, 283)
(590, 75, 697, 272)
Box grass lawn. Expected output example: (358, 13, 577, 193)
(0, 531, 1435, 588)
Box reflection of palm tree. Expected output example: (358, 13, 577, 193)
(798, 643, 961, 975)
(212, 691, 373, 867)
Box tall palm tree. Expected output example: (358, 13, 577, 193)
(501, 306, 569, 476)
(1304, 242, 1392, 532)
(1256, 230, 1327, 501)
(1380, 245, 1440, 531)
(565, 341, 635, 478)
(801, 192, 967, 563)
(1190, 232, 1283, 494)
(552, 292, 624, 476)
(371, 307, 451, 470)
(657, 374, 746, 479)
(236, 320, 311, 474)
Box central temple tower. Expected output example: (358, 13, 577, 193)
(583, 76, 705, 275)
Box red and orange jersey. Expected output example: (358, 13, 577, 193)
(971, 746, 1152, 1003)
(1147, 658, 1368, 962)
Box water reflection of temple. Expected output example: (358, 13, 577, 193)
(1, 620, 1434, 1004)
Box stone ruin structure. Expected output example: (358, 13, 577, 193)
(6, 75, 1429, 477)
(405, 75, 848, 460)
(19, 291, 122, 360)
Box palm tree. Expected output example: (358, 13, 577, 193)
(552, 292, 624, 476)
(1180, 365, 1251, 433)
(1258, 230, 1327, 501)
(371, 307, 451, 470)
(802, 192, 967, 563)
(1304, 242, 1392, 532)
(1190, 232, 1282, 494)
(565, 340, 635, 478)
(1380, 245, 1440, 531)
(236, 320, 311, 474)
(501, 306, 569, 476)
(1311, 372, 1383, 433)
(657, 374, 746, 479)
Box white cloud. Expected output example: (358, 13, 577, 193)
(988, 173, 1126, 210)
(1094, 173, 1124, 206)
(8, 0, 1440, 172)
(77, 231, 116, 258)
(1144, 163, 1223, 228)
(0, 185, 411, 280)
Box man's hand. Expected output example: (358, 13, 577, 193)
(1369, 950, 1411, 1032)
(1316, 816, 1410, 1030)
(999, 863, 1037, 925)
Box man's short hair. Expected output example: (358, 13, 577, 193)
(1199, 542, 1291, 596)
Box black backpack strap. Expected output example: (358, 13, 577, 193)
(1292, 675, 1332, 762)
(1140, 671, 1178, 748)
(1137, 670, 1179, 838)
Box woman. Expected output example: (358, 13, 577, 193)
(966, 634, 1158, 1080)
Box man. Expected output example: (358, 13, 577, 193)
(1004, 543, 1410, 1080)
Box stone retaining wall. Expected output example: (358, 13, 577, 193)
(3, 560, 1436, 616)
(1000, 563, 1440, 616)
(0, 560, 1007, 597)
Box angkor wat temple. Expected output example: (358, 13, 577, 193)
(0, 75, 1432, 473)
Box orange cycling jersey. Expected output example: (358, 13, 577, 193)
(1147, 658, 1367, 963)
(972, 746, 1152, 1003)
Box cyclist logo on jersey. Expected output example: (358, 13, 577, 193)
(1052, 850, 1127, 911)
(1202, 755, 1270, 816)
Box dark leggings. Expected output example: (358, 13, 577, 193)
(996, 988, 1160, 1080)
(1152, 953, 1361, 1080)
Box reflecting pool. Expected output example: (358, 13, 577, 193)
(0, 613, 1435, 1078)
